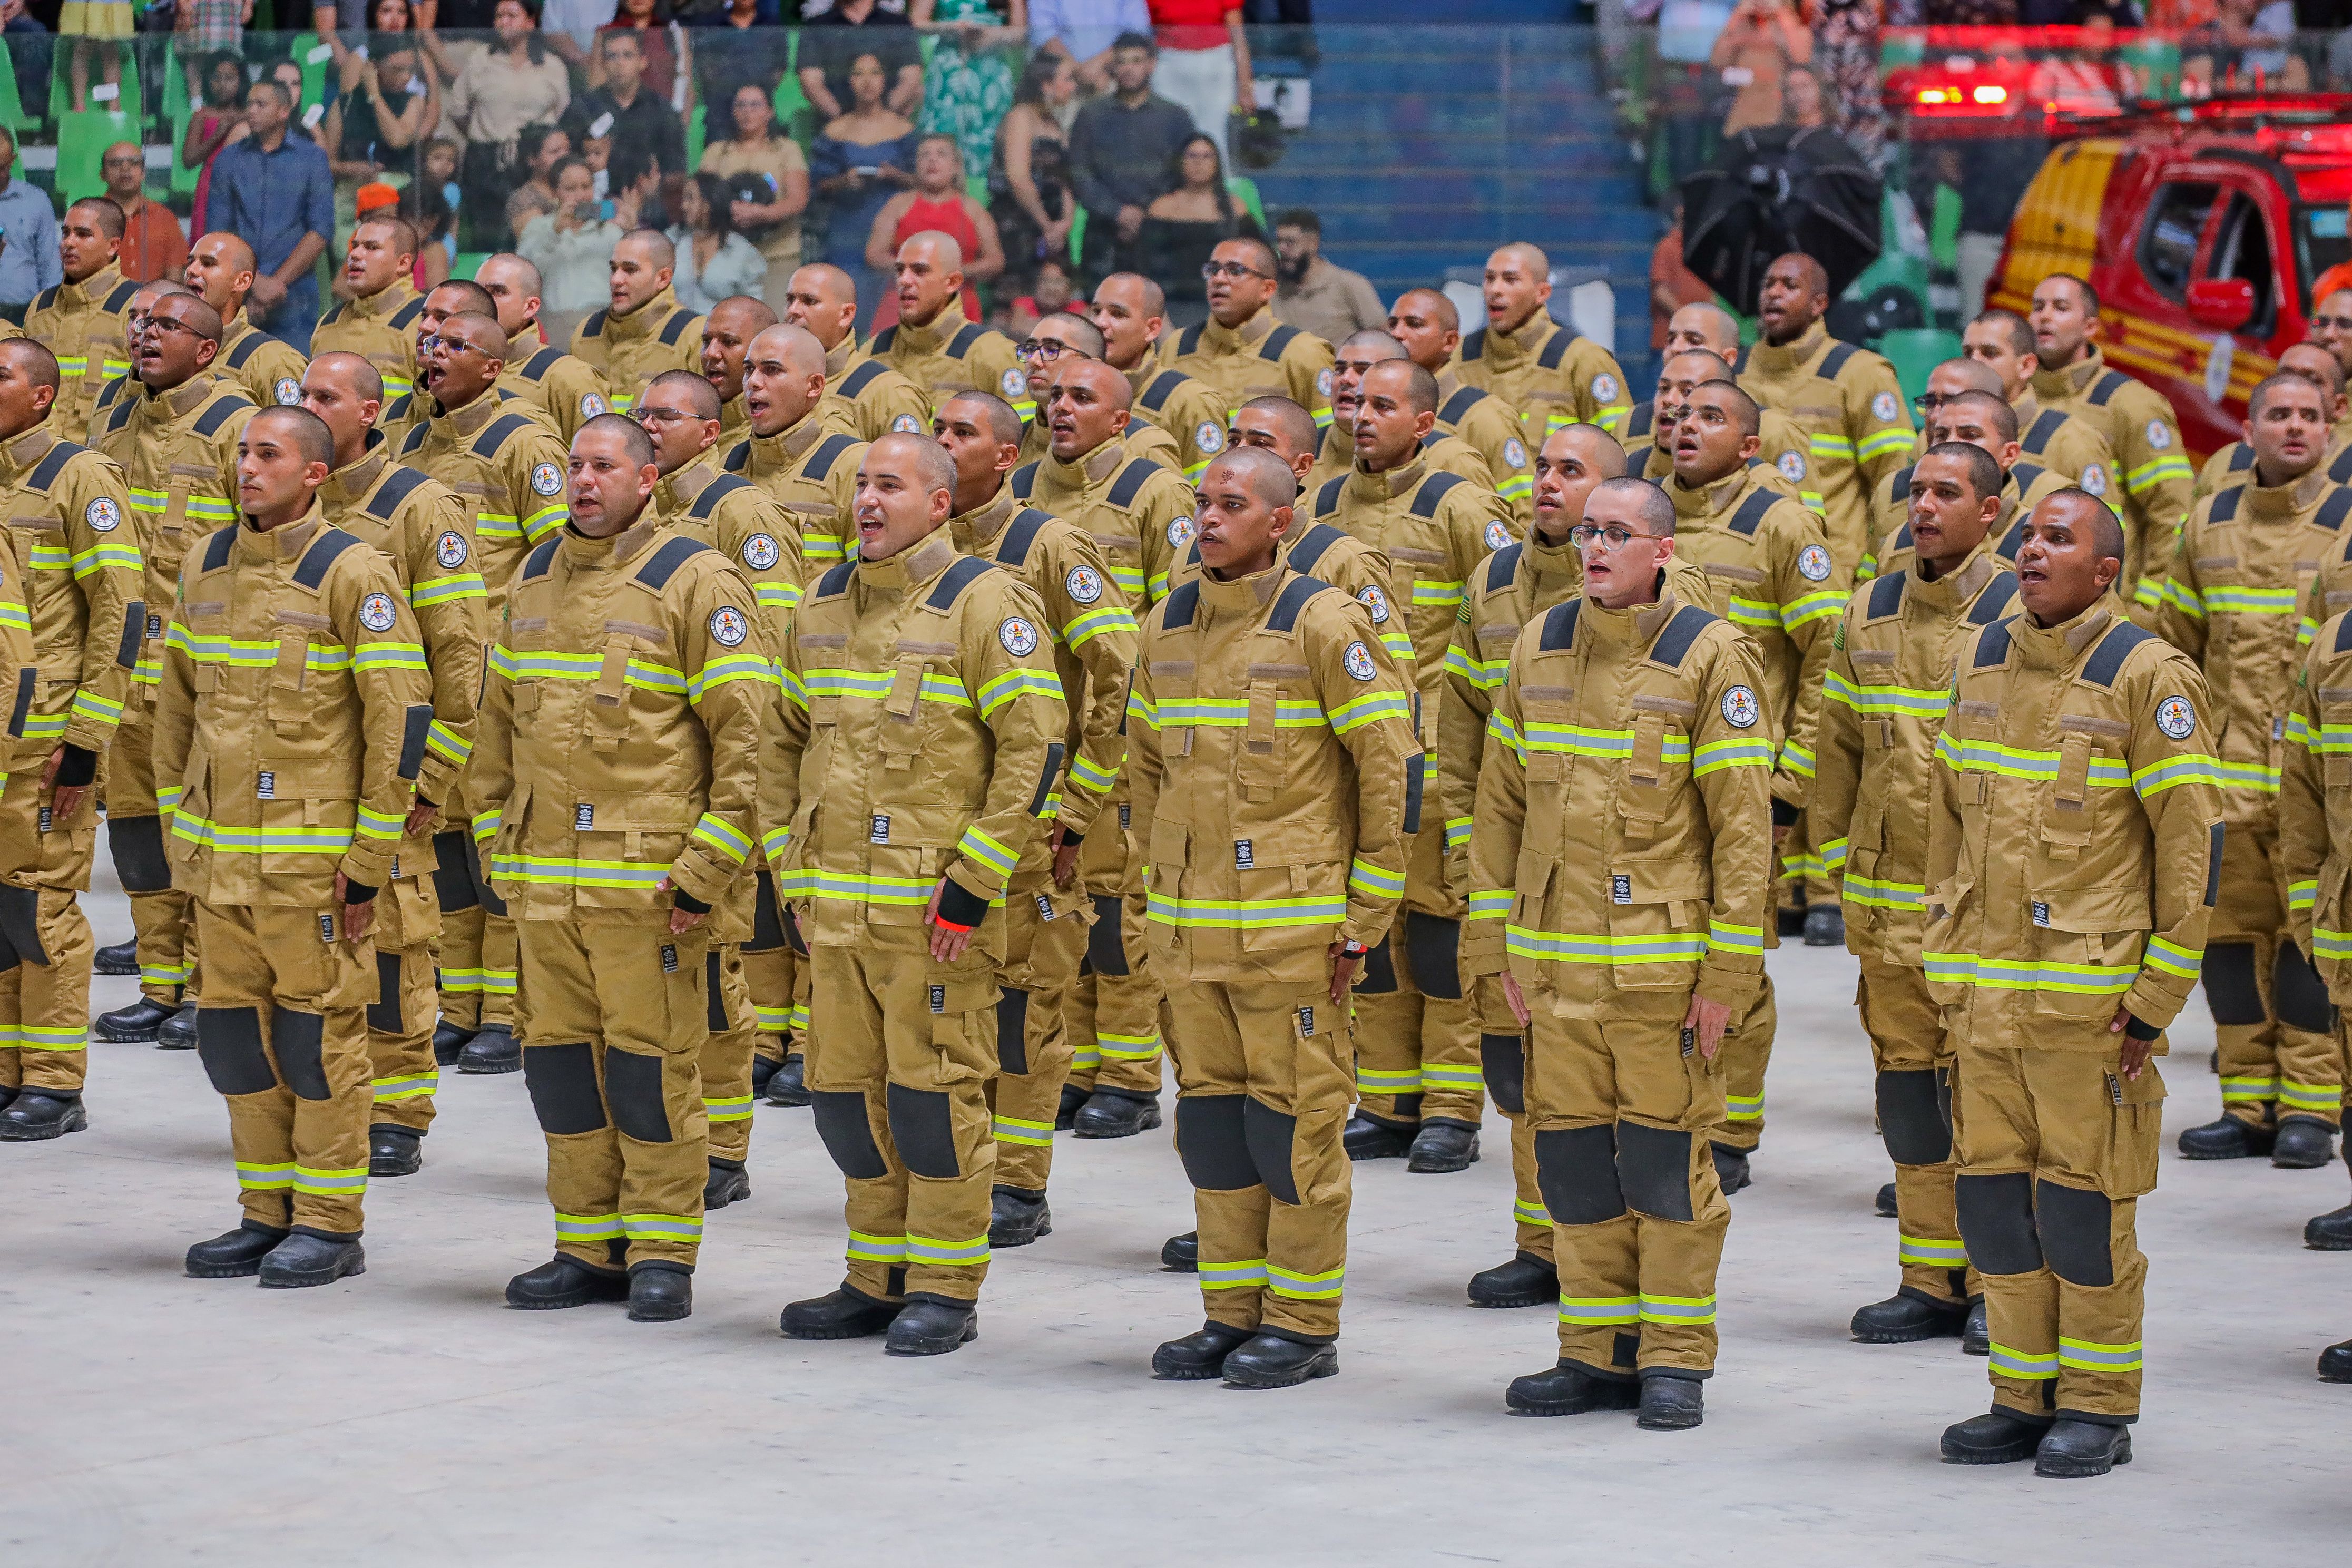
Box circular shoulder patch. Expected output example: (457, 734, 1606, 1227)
(1502, 436, 1527, 469)
(2155, 693, 2196, 740)
(580, 393, 607, 419)
(1342, 640, 1376, 681)
(708, 605, 749, 648)
(1592, 372, 1619, 405)
(999, 615, 1040, 657)
(1483, 518, 1512, 552)
(741, 533, 781, 572)
(1315, 367, 1335, 398)
(999, 367, 1028, 398)
(83, 496, 120, 533)
(1065, 564, 1103, 605)
(1167, 515, 1197, 549)
(2081, 463, 2108, 497)
(1720, 684, 1760, 729)
(358, 591, 397, 633)
(1777, 449, 1808, 483)
(1357, 584, 1390, 624)
(890, 412, 924, 433)
(530, 460, 564, 497)
(2146, 419, 2172, 450)
(435, 529, 469, 569)
(1195, 420, 1225, 455)
(1797, 543, 1831, 582)
(272, 376, 303, 407)
(1871, 390, 1901, 423)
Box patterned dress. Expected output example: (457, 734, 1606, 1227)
(919, 0, 1016, 182)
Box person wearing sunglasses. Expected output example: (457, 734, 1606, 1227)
(1158, 235, 1335, 435)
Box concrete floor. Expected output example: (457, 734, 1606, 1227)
(3, 868, 2345, 1566)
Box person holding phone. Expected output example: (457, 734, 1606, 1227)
(516, 157, 622, 347)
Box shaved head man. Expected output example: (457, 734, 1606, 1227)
(893, 232, 968, 335)
(732, 321, 866, 567)
(312, 214, 425, 407)
(464, 253, 616, 444)
(1087, 271, 1229, 484)
(870, 236, 1031, 437)
(569, 228, 704, 422)
(28, 195, 136, 430)
(1458, 240, 1634, 445)
(778, 266, 928, 443)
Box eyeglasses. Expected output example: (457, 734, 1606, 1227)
(634, 404, 696, 425)
(1568, 524, 1668, 551)
(1015, 338, 1072, 362)
(1912, 391, 1958, 415)
(418, 334, 487, 357)
(1655, 400, 1692, 424)
(143, 315, 202, 340)
(1201, 261, 1270, 281)
(2312, 314, 2352, 333)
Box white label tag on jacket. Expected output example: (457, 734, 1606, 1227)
(870, 814, 889, 844)
(36, 806, 50, 834)
(1236, 839, 1254, 869)
(1036, 892, 1055, 920)
(574, 803, 594, 831)
(1612, 874, 1631, 905)
(929, 984, 946, 1014)
(1120, 803, 1131, 829)
(661, 944, 678, 973)
(1297, 1006, 1315, 1037)
(318, 914, 336, 943)
(257, 770, 276, 800)
(2032, 900, 2050, 927)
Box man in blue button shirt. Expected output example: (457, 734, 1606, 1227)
(0, 127, 62, 320)
(204, 80, 332, 353)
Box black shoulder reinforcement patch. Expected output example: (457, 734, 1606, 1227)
(202, 525, 237, 574)
(1648, 604, 1718, 669)
(2209, 486, 2243, 522)
(1974, 616, 2015, 668)
(1727, 488, 1776, 537)
(472, 412, 530, 458)
(1971, 572, 2018, 624)
(688, 474, 750, 520)
(1485, 541, 1523, 592)
(632, 535, 712, 592)
(2228, 441, 2255, 472)
(806, 432, 857, 480)
(1316, 475, 1345, 516)
(1818, 341, 1858, 380)
(26, 440, 84, 492)
(225, 333, 263, 369)
(839, 359, 884, 398)
(2317, 488, 2352, 533)
(366, 464, 430, 521)
(2088, 369, 2130, 405)
(1868, 570, 1906, 621)
(1140, 370, 1181, 411)
(1887, 464, 1914, 506)
(1409, 470, 1467, 517)
(1437, 386, 1487, 427)
(521, 346, 562, 379)
(1261, 324, 1300, 364)
(815, 558, 855, 599)
(723, 442, 749, 473)
(1266, 573, 1330, 633)
(292, 528, 364, 590)
(1161, 579, 1201, 630)
(945, 322, 983, 358)
(1011, 460, 1037, 499)
(1536, 325, 1580, 370)
(1461, 328, 1486, 361)
(2077, 622, 2152, 689)
(1540, 597, 1582, 651)
(658, 308, 695, 347)
(1629, 400, 1652, 439)
(998, 506, 1051, 566)
(1106, 458, 1158, 509)
(870, 325, 897, 354)
(1287, 522, 1340, 575)
(2011, 460, 2044, 492)
(389, 295, 426, 329)
(2025, 408, 2065, 454)
(522, 537, 562, 581)
(1177, 324, 1204, 357)
(193, 394, 252, 437)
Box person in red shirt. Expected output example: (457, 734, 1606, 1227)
(102, 140, 188, 285)
(1146, 0, 1252, 167)
(864, 133, 1004, 329)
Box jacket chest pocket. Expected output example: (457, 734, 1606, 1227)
(588, 636, 640, 754)
(1522, 698, 1571, 845)
(2027, 882, 2151, 1021)
(875, 656, 929, 783)
(1157, 672, 1196, 760)
(1614, 713, 1685, 843)
(511, 675, 543, 736)
(1851, 651, 1900, 754)
(1237, 679, 1286, 802)
(266, 635, 313, 735)
(2034, 733, 2101, 860)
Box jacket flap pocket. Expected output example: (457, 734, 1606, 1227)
(2031, 883, 2151, 935)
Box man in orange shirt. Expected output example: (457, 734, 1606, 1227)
(103, 141, 187, 286)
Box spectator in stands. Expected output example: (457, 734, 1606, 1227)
(1031, 0, 1150, 91)
(1780, 62, 1831, 128)
(809, 51, 918, 329)
(670, 172, 769, 311)
(179, 0, 251, 110)
(1140, 132, 1257, 328)
(104, 140, 188, 286)
(0, 129, 52, 320)
(517, 155, 619, 344)
(566, 28, 686, 188)
(1271, 207, 1384, 346)
(323, 0, 425, 97)
(799, 0, 926, 121)
(1810, 0, 1884, 166)
(184, 52, 248, 239)
(400, 183, 456, 284)
(1144, 0, 1251, 167)
(1068, 32, 1192, 282)
(2184, 0, 2310, 92)
(991, 51, 1076, 292)
(59, 0, 128, 115)
(539, 0, 618, 72)
(998, 252, 1074, 337)
(1649, 201, 1714, 351)
(609, 141, 669, 231)
(326, 42, 439, 254)
(866, 134, 1002, 329)
(271, 61, 328, 151)
(446, 0, 572, 250)
(915, 0, 1025, 187)
(589, 0, 683, 104)
(689, 0, 794, 110)
(207, 77, 334, 349)
(2028, 13, 2138, 115)
(1708, 0, 1811, 136)
(698, 83, 811, 305)
(504, 123, 574, 241)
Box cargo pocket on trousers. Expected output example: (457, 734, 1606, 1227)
(1679, 1027, 1727, 1130)
(2102, 1059, 2165, 1199)
(927, 970, 1002, 1083)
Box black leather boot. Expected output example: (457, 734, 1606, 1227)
(704, 1158, 750, 1210)
(989, 1184, 1052, 1246)
(1851, 1290, 1967, 1344)
(1712, 1143, 1751, 1193)
(94, 938, 137, 976)
(2318, 1339, 2352, 1382)
(1776, 906, 1805, 938)
(781, 1287, 901, 1340)
(766, 1053, 811, 1106)
(1342, 1111, 1415, 1161)
(1962, 1296, 1989, 1356)
(430, 1019, 475, 1066)
(750, 1055, 780, 1099)
(0, 1089, 86, 1141)
(1505, 1362, 1640, 1415)
(1467, 1251, 1557, 1309)
(1802, 905, 1844, 946)
(1161, 1230, 1199, 1271)
(1152, 1321, 1252, 1380)
(1406, 1119, 1480, 1173)
(157, 1003, 199, 1051)
(95, 994, 175, 1043)
(2306, 1202, 2352, 1250)
(1636, 1376, 1704, 1429)
(1875, 1181, 1897, 1217)
(455, 1023, 518, 1074)
(186, 1220, 288, 1278)
(2033, 1418, 2132, 1478)
(2177, 1114, 2273, 1159)
(1074, 1089, 1161, 1139)
(1222, 1332, 1337, 1388)
(368, 1124, 422, 1177)
(627, 1262, 693, 1322)
(1054, 1082, 1088, 1129)
(258, 1232, 366, 1288)
(886, 1295, 978, 1355)
(1940, 1407, 2049, 1464)
(2274, 1119, 2336, 1169)
(506, 1254, 629, 1308)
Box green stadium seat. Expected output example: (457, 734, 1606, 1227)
(56, 109, 136, 204)
(47, 40, 141, 126)
(1879, 328, 1962, 402)
(288, 32, 332, 116)
(0, 38, 34, 136)
(1929, 182, 1962, 273)
(687, 103, 705, 172)
(1227, 175, 1265, 231)
(454, 251, 488, 281)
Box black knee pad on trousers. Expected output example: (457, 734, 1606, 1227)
(886, 1083, 959, 1178)
(995, 988, 1029, 1075)
(0, 884, 46, 967)
(462, 832, 507, 918)
(1955, 1171, 2043, 1275)
(1876, 1069, 1952, 1166)
(524, 1043, 607, 1134)
(704, 952, 729, 1033)
(604, 1048, 673, 1143)
(1084, 894, 1128, 977)
(273, 1007, 329, 1101)
(1481, 1033, 1526, 1115)
(366, 951, 405, 1035)
(432, 831, 478, 913)
(108, 814, 170, 893)
(1176, 1094, 1258, 1190)
(195, 1006, 274, 1096)
(1616, 1121, 1696, 1222)
(746, 871, 786, 953)
(1405, 911, 1462, 1001)
(2201, 943, 2265, 1026)
(2035, 1178, 2115, 1287)
(1243, 1096, 1301, 1205)
(1355, 934, 1397, 994)
(2276, 941, 2337, 1034)
(812, 1090, 889, 1179)
(1535, 1125, 1625, 1224)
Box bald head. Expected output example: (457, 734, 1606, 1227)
(1666, 301, 1743, 360)
(619, 228, 675, 272)
(1591, 475, 1677, 535)
(795, 262, 857, 308)
(899, 230, 965, 274)
(1206, 445, 1299, 509)
(648, 368, 723, 423)
(1237, 395, 1320, 464)
(943, 390, 1024, 448)
(0, 337, 60, 400)
(309, 349, 383, 406)
(711, 295, 779, 340)
(1930, 356, 2005, 397)
(1393, 288, 1457, 335)
(1493, 241, 1551, 277)
(1555, 423, 1628, 481)
(252, 404, 336, 471)
(1340, 329, 1406, 362)
(747, 322, 826, 379)
(873, 429, 957, 499)
(1032, 311, 1104, 360)
(1057, 357, 1133, 413)
(445, 311, 508, 361)
(1772, 252, 1830, 298)
(1939, 389, 2020, 447)
(425, 278, 495, 320)
(164, 293, 224, 345)
(1102, 271, 1164, 320)
(1364, 358, 1439, 417)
